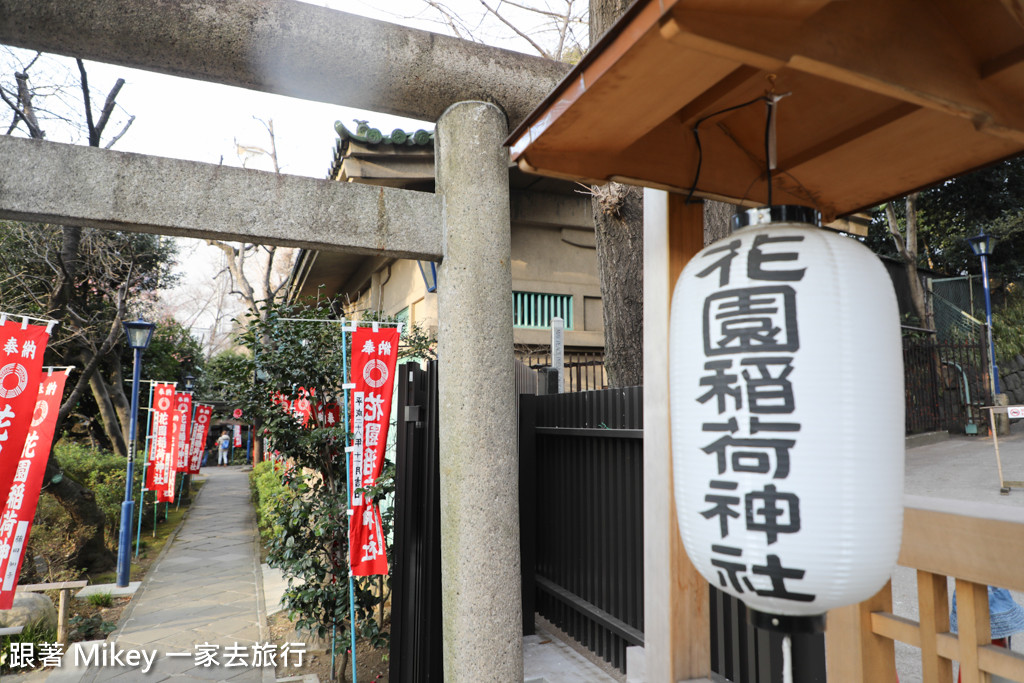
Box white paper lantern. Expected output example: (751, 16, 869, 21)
(669, 206, 904, 624)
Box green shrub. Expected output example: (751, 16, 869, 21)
(249, 460, 288, 542)
(1, 622, 59, 673)
(994, 284, 1024, 366)
(86, 591, 113, 608)
(52, 442, 137, 533)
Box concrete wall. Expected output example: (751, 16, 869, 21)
(344, 205, 604, 349)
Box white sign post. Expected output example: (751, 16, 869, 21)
(986, 405, 1024, 493)
(551, 316, 564, 394)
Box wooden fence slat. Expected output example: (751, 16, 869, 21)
(955, 578, 991, 683)
(917, 570, 954, 683)
(826, 582, 899, 683)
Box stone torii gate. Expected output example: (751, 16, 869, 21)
(0, 1, 570, 679)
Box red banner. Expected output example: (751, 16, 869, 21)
(0, 320, 51, 511)
(0, 369, 67, 608)
(349, 326, 400, 576)
(293, 388, 313, 426)
(173, 392, 192, 473)
(146, 383, 178, 502)
(233, 424, 242, 448)
(187, 404, 212, 474)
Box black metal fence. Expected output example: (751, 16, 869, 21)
(519, 387, 645, 673)
(903, 329, 991, 435)
(520, 387, 826, 681)
(517, 348, 607, 392)
(389, 362, 443, 683)
(392, 367, 826, 681)
(710, 588, 825, 683)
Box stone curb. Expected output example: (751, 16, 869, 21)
(905, 430, 951, 449)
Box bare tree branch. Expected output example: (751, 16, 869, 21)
(14, 72, 43, 138)
(103, 114, 134, 149)
(76, 58, 97, 146)
(93, 78, 125, 142)
(478, 0, 553, 58)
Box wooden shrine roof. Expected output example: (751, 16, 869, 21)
(507, 0, 1024, 221)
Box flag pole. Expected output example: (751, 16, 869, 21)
(135, 382, 155, 557)
(342, 323, 358, 683)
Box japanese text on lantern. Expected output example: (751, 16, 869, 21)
(694, 233, 814, 604)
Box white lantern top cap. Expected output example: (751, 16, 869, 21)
(733, 205, 821, 231)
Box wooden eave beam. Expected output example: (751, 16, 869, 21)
(659, 0, 1024, 145)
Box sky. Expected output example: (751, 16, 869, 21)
(3, 0, 586, 350)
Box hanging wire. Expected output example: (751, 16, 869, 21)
(0, 311, 60, 329)
(764, 98, 775, 207)
(684, 95, 770, 205)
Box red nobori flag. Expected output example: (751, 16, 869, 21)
(160, 409, 184, 502)
(0, 319, 51, 511)
(146, 383, 178, 500)
(349, 325, 400, 577)
(0, 369, 67, 609)
(188, 404, 212, 474)
(173, 392, 192, 473)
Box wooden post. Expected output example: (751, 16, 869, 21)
(956, 579, 992, 683)
(825, 582, 899, 682)
(17, 581, 88, 645)
(57, 588, 69, 645)
(917, 570, 954, 683)
(643, 190, 710, 681)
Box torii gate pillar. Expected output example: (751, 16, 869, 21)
(435, 101, 522, 680)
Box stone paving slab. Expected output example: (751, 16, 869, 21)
(69, 467, 275, 683)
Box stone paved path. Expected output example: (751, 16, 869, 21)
(79, 466, 272, 683)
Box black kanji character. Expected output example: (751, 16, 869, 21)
(697, 360, 741, 414)
(748, 234, 806, 282)
(701, 481, 740, 538)
(745, 484, 801, 544)
(702, 435, 794, 478)
(703, 287, 798, 356)
(741, 357, 796, 414)
(710, 544, 755, 594)
(696, 240, 741, 286)
(752, 554, 815, 602)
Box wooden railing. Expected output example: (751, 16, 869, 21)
(18, 580, 88, 644)
(827, 496, 1024, 683)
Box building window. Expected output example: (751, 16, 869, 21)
(513, 292, 573, 329)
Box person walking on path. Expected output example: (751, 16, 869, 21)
(217, 430, 231, 466)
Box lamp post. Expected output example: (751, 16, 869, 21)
(184, 373, 195, 393)
(117, 317, 156, 587)
(967, 232, 1000, 398)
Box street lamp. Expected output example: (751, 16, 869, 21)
(183, 373, 196, 393)
(117, 317, 156, 587)
(967, 232, 1000, 397)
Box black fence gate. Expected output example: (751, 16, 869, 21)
(391, 367, 825, 681)
(519, 388, 645, 673)
(903, 330, 991, 435)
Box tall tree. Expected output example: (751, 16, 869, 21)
(587, 0, 643, 386)
(0, 49, 170, 570)
(207, 118, 296, 462)
(883, 193, 930, 327)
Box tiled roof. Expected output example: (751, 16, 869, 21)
(328, 120, 434, 180)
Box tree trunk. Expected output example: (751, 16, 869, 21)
(42, 455, 115, 571)
(590, 0, 632, 40)
(88, 367, 128, 457)
(591, 183, 644, 387)
(588, 0, 645, 388)
(105, 355, 131, 445)
(704, 200, 735, 245)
